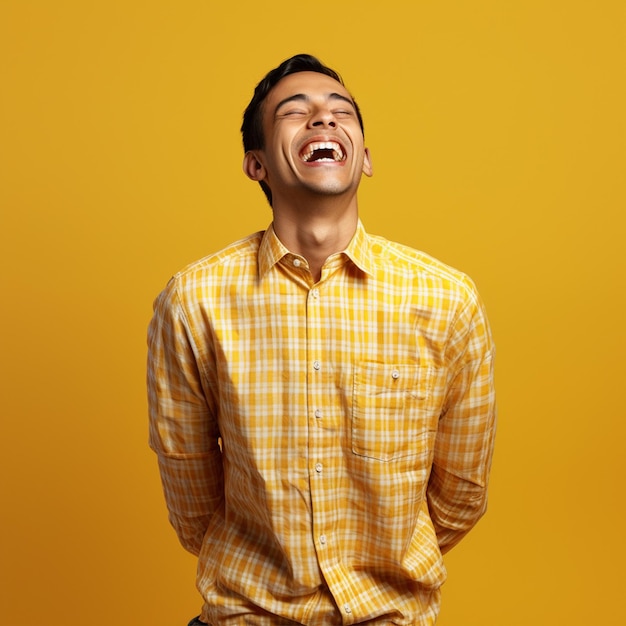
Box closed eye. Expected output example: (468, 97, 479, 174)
(279, 108, 308, 118)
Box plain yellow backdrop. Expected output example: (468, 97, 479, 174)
(1, 1, 624, 624)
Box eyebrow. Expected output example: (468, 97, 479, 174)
(274, 92, 356, 116)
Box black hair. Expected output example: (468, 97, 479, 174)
(241, 54, 364, 205)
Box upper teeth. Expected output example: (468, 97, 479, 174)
(301, 141, 345, 162)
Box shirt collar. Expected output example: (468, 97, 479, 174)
(258, 220, 376, 279)
(342, 219, 376, 276)
(258, 223, 290, 278)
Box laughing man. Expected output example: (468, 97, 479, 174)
(148, 53, 496, 626)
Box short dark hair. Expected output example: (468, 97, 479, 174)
(241, 54, 365, 205)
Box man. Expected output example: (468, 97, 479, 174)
(148, 54, 496, 625)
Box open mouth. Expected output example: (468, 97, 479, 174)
(300, 141, 345, 163)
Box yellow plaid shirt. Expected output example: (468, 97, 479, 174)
(148, 221, 496, 625)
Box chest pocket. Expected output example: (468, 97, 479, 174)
(352, 362, 441, 462)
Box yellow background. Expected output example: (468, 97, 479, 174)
(1, 1, 624, 624)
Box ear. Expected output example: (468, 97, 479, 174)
(362, 147, 373, 177)
(243, 151, 267, 182)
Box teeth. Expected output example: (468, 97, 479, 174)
(301, 141, 345, 162)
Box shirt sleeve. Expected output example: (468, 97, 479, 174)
(426, 283, 497, 554)
(147, 278, 224, 555)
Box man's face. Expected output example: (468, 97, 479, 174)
(245, 71, 372, 206)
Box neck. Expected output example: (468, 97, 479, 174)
(272, 197, 359, 282)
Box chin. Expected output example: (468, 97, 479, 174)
(306, 180, 353, 196)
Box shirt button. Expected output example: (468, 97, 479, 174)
(319, 535, 327, 545)
(313, 360, 321, 371)
(391, 369, 400, 379)
(315, 462, 323, 473)
(344, 605, 352, 614)
(310, 288, 319, 299)
(314, 409, 322, 419)
(293, 258, 302, 267)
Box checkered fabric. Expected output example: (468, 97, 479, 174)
(148, 221, 496, 625)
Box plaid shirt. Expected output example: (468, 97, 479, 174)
(148, 221, 496, 625)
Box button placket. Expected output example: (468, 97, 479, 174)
(305, 274, 335, 593)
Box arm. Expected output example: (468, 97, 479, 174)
(426, 286, 496, 554)
(147, 278, 223, 555)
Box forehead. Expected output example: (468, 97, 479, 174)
(264, 71, 352, 110)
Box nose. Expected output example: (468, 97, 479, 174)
(309, 107, 336, 129)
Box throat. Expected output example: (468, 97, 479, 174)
(274, 213, 359, 277)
